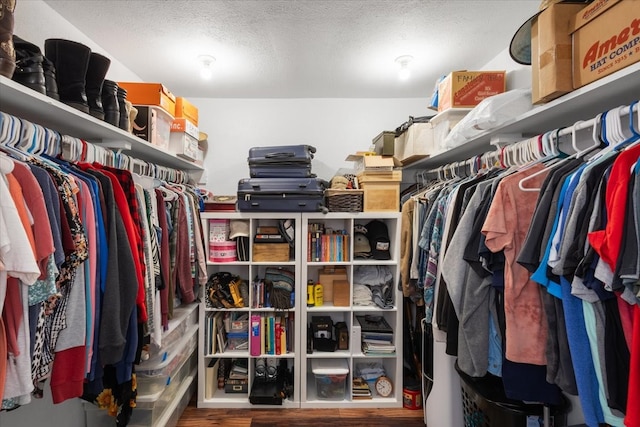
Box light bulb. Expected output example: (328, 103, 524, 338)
(395, 55, 413, 81)
(200, 67, 213, 80)
(198, 55, 216, 80)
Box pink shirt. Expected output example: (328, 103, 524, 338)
(482, 165, 550, 365)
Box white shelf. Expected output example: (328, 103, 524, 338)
(198, 212, 303, 409)
(307, 350, 351, 358)
(404, 62, 640, 172)
(0, 75, 204, 172)
(300, 212, 403, 409)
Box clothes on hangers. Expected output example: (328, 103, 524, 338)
(408, 118, 639, 423)
(0, 139, 207, 423)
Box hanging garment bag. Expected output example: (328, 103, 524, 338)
(248, 145, 316, 178)
(237, 177, 328, 212)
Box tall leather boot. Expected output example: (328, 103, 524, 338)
(117, 86, 129, 130)
(44, 38, 91, 114)
(0, 0, 16, 78)
(42, 55, 59, 100)
(85, 52, 110, 120)
(12, 35, 45, 94)
(101, 79, 120, 127)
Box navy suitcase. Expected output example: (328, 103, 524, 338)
(248, 145, 316, 178)
(237, 178, 328, 212)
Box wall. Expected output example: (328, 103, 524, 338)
(192, 97, 427, 194)
(480, 46, 532, 91)
(13, 0, 141, 83)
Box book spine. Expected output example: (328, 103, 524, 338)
(260, 314, 266, 355)
(250, 314, 261, 356)
(268, 315, 275, 355)
(281, 314, 287, 354)
(275, 317, 282, 355)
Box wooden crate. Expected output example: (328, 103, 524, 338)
(359, 182, 400, 212)
(252, 243, 290, 262)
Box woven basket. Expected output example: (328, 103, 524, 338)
(325, 189, 364, 212)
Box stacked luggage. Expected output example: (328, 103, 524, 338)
(237, 145, 328, 212)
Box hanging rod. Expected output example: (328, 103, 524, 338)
(420, 100, 638, 177)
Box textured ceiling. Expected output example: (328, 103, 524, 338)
(43, 0, 539, 98)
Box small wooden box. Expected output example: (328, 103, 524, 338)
(359, 182, 400, 212)
(318, 267, 348, 303)
(333, 280, 350, 307)
(252, 243, 290, 262)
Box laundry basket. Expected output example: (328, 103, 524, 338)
(456, 363, 569, 427)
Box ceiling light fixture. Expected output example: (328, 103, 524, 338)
(395, 55, 413, 81)
(198, 55, 216, 80)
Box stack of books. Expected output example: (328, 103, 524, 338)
(352, 377, 372, 400)
(250, 313, 294, 356)
(307, 223, 350, 262)
(225, 359, 249, 393)
(355, 315, 395, 355)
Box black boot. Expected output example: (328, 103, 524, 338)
(117, 86, 129, 130)
(12, 35, 45, 95)
(101, 79, 120, 127)
(42, 55, 59, 100)
(44, 38, 91, 114)
(0, 0, 16, 78)
(85, 52, 110, 120)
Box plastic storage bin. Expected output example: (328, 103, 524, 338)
(145, 303, 198, 362)
(128, 352, 198, 426)
(136, 324, 198, 396)
(311, 358, 349, 400)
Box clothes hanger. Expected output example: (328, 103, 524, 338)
(518, 123, 590, 192)
(611, 103, 639, 150)
(629, 101, 640, 139)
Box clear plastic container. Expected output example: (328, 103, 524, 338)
(128, 351, 198, 426)
(136, 324, 198, 396)
(311, 358, 349, 400)
(145, 303, 198, 363)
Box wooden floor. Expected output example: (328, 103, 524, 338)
(177, 400, 426, 426)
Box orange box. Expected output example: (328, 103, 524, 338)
(175, 97, 199, 126)
(437, 70, 506, 112)
(571, 0, 640, 89)
(118, 82, 176, 117)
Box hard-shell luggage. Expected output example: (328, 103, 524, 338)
(248, 145, 316, 178)
(249, 163, 314, 178)
(237, 177, 328, 212)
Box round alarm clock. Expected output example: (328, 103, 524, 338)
(375, 375, 393, 397)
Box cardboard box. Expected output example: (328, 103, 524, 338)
(118, 82, 176, 117)
(437, 70, 506, 112)
(532, 2, 587, 104)
(373, 131, 395, 156)
(346, 153, 399, 173)
(169, 118, 199, 161)
(358, 181, 400, 212)
(393, 122, 434, 165)
(175, 96, 199, 125)
(131, 105, 173, 150)
(332, 280, 350, 307)
(571, 0, 640, 89)
(318, 267, 348, 303)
